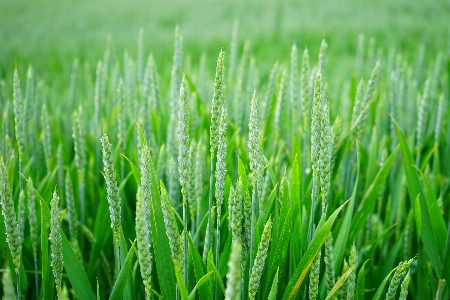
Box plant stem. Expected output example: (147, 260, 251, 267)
(249, 183, 257, 281)
(183, 197, 188, 287)
(16, 270, 21, 300)
(116, 245, 121, 277)
(34, 258, 39, 297)
(307, 176, 316, 247)
(80, 182, 85, 253)
(215, 217, 220, 300)
(19, 157, 23, 190)
(205, 152, 215, 261)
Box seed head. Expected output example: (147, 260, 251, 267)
(215, 107, 227, 221)
(136, 187, 152, 297)
(160, 182, 184, 278)
(27, 178, 38, 260)
(177, 76, 190, 200)
(308, 249, 321, 300)
(100, 133, 122, 246)
(225, 239, 242, 300)
(73, 106, 86, 184)
(0, 159, 24, 274)
(386, 258, 414, 300)
(13, 67, 25, 158)
(210, 50, 225, 153)
(249, 218, 272, 300)
(50, 189, 63, 298)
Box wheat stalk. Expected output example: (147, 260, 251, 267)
(205, 49, 225, 263)
(249, 217, 272, 300)
(248, 89, 264, 209)
(167, 26, 183, 161)
(41, 104, 52, 171)
(415, 77, 430, 165)
(50, 189, 63, 299)
(225, 239, 242, 300)
(160, 181, 184, 279)
(0, 158, 25, 299)
(194, 140, 205, 233)
(73, 106, 86, 232)
(386, 258, 414, 300)
(65, 173, 82, 263)
(27, 177, 40, 296)
(261, 62, 279, 131)
(136, 187, 152, 299)
(310, 70, 331, 236)
(273, 68, 286, 140)
(346, 243, 358, 299)
(100, 133, 123, 274)
(398, 271, 410, 300)
(188, 140, 197, 229)
(2, 262, 16, 300)
(309, 249, 321, 300)
(319, 39, 328, 70)
(324, 232, 336, 295)
(215, 106, 228, 297)
(232, 41, 249, 130)
(13, 67, 25, 190)
(177, 76, 190, 285)
(290, 44, 299, 132)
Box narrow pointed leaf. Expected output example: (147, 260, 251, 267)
(110, 243, 136, 300)
(282, 200, 348, 300)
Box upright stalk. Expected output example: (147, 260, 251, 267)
(249, 186, 257, 278)
(19, 159, 22, 190)
(183, 200, 188, 285)
(214, 107, 227, 299)
(34, 258, 39, 297)
(307, 177, 316, 246)
(177, 77, 190, 286)
(16, 271, 21, 300)
(116, 245, 121, 276)
(80, 182, 85, 252)
(100, 133, 123, 278)
(205, 153, 215, 261)
(215, 217, 220, 300)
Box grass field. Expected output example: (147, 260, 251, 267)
(1, 0, 450, 299)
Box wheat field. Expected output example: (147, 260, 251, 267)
(0, 1, 449, 299)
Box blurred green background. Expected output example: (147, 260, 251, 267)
(1, 0, 449, 83)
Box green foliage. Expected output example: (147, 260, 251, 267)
(1, 4, 449, 299)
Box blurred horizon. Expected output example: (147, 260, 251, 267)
(1, 0, 449, 85)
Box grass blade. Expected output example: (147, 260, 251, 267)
(264, 204, 292, 297)
(267, 268, 279, 300)
(174, 259, 189, 300)
(356, 260, 368, 300)
(110, 242, 136, 300)
(188, 232, 212, 299)
(394, 118, 446, 278)
(371, 268, 396, 300)
(350, 145, 399, 237)
(62, 231, 96, 300)
(334, 144, 360, 271)
(38, 188, 95, 300)
(188, 272, 214, 300)
(143, 153, 177, 299)
(282, 200, 348, 300)
(325, 266, 354, 300)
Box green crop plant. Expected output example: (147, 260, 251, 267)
(0, 4, 449, 299)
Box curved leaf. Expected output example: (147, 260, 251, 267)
(282, 200, 348, 300)
(110, 242, 136, 300)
